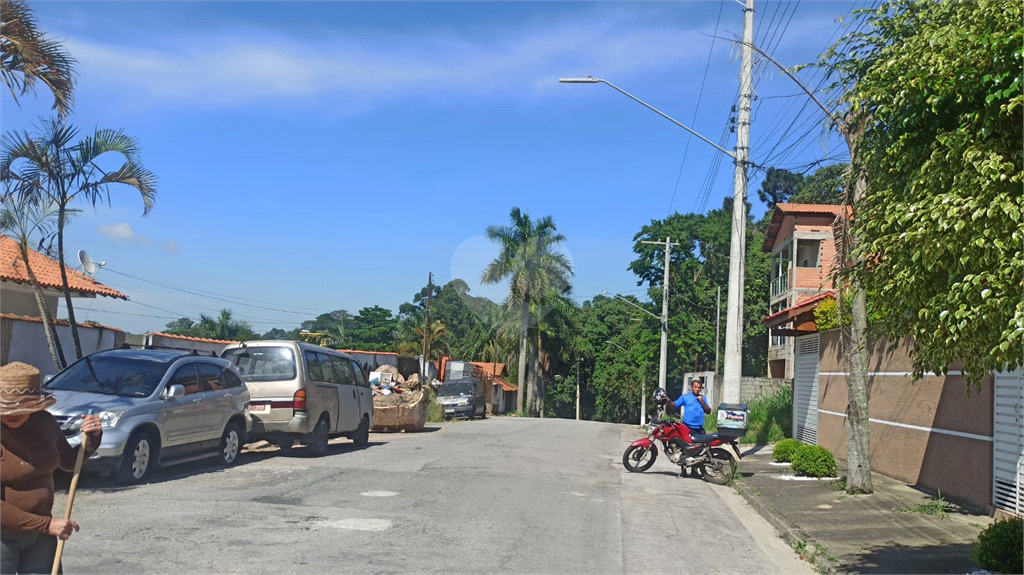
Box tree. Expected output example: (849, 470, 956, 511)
(396, 320, 448, 359)
(2, 120, 157, 360)
(346, 306, 397, 352)
(482, 207, 573, 416)
(790, 163, 848, 205)
(0, 185, 64, 370)
(825, 0, 1023, 387)
(0, 0, 76, 119)
(756, 167, 804, 209)
(195, 309, 256, 341)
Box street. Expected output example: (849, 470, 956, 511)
(56, 417, 812, 574)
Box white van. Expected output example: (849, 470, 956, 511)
(221, 340, 373, 455)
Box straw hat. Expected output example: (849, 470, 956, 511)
(0, 362, 56, 416)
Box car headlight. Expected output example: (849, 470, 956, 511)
(456, 399, 469, 406)
(96, 410, 126, 428)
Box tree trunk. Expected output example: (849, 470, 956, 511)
(843, 121, 873, 494)
(56, 212, 83, 359)
(527, 344, 538, 417)
(19, 245, 63, 372)
(533, 332, 544, 418)
(516, 297, 529, 414)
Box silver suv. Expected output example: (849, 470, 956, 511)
(44, 348, 251, 484)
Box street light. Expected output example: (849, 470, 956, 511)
(604, 339, 649, 427)
(561, 70, 752, 405)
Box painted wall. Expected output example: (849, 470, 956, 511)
(1, 316, 124, 377)
(816, 330, 993, 510)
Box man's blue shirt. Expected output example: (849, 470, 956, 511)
(674, 392, 707, 429)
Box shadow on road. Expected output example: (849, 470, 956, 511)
(842, 542, 980, 574)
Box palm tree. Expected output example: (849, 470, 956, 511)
(0, 183, 64, 371)
(2, 119, 157, 359)
(482, 207, 573, 416)
(397, 320, 448, 359)
(0, 0, 76, 119)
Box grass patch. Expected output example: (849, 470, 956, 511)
(704, 385, 792, 445)
(426, 393, 445, 422)
(895, 490, 951, 518)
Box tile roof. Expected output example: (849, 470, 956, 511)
(762, 203, 852, 252)
(468, 362, 507, 377)
(1, 312, 122, 331)
(491, 377, 518, 392)
(149, 332, 239, 345)
(0, 236, 128, 300)
(762, 289, 837, 327)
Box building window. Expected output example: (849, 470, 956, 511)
(770, 247, 791, 298)
(770, 300, 788, 348)
(796, 239, 821, 268)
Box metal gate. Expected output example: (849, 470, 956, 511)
(993, 368, 1023, 516)
(792, 333, 820, 444)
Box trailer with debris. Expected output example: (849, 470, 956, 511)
(370, 364, 429, 432)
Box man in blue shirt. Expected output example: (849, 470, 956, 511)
(674, 379, 712, 435)
(674, 379, 712, 478)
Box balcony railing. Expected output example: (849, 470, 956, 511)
(770, 274, 790, 298)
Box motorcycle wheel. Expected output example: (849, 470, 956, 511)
(622, 445, 657, 472)
(700, 447, 737, 485)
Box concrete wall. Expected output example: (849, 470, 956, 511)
(0, 287, 59, 317)
(816, 330, 993, 510)
(740, 376, 790, 404)
(1, 316, 124, 377)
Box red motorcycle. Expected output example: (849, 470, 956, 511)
(621, 389, 741, 485)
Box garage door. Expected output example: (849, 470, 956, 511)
(792, 333, 820, 445)
(993, 368, 1023, 516)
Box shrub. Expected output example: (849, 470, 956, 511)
(772, 438, 803, 462)
(791, 444, 837, 478)
(971, 517, 1023, 575)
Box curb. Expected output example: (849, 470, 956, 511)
(734, 480, 840, 574)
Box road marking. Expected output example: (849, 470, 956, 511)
(361, 491, 398, 497)
(316, 519, 392, 531)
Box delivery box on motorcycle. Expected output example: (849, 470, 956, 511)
(716, 403, 749, 439)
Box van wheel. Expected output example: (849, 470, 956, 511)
(217, 422, 243, 466)
(307, 417, 330, 456)
(117, 430, 157, 484)
(353, 415, 370, 447)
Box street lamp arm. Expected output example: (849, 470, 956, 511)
(559, 78, 736, 160)
(600, 291, 662, 322)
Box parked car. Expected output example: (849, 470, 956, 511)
(436, 377, 487, 419)
(220, 340, 373, 455)
(44, 348, 251, 484)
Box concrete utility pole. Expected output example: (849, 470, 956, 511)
(722, 0, 755, 404)
(640, 237, 679, 426)
(715, 285, 721, 373)
(422, 272, 433, 373)
(575, 360, 581, 421)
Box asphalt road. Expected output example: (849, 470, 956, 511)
(55, 417, 813, 575)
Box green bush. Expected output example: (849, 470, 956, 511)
(791, 444, 837, 478)
(772, 438, 803, 462)
(704, 385, 792, 445)
(971, 517, 1023, 575)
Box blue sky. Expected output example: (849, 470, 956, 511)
(4, 1, 858, 335)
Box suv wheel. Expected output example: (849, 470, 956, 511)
(218, 422, 243, 466)
(307, 417, 330, 456)
(117, 430, 156, 484)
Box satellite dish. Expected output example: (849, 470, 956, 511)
(78, 250, 105, 276)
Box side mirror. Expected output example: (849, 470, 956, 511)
(165, 384, 185, 400)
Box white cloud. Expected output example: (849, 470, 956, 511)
(97, 223, 149, 245)
(66, 12, 708, 110)
(162, 240, 179, 254)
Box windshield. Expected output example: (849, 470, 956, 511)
(438, 381, 475, 397)
(44, 355, 169, 398)
(222, 346, 296, 381)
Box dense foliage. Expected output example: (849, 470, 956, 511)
(791, 444, 838, 478)
(824, 0, 1023, 386)
(772, 438, 802, 463)
(971, 517, 1023, 575)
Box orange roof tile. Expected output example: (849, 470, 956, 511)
(149, 332, 239, 345)
(0, 236, 127, 300)
(492, 377, 518, 392)
(762, 289, 837, 327)
(762, 204, 852, 252)
(0, 312, 122, 331)
(468, 362, 507, 377)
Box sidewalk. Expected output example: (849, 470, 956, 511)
(732, 444, 995, 574)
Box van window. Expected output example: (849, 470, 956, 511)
(222, 346, 296, 381)
(305, 350, 326, 382)
(350, 360, 368, 388)
(439, 381, 475, 397)
(331, 356, 355, 385)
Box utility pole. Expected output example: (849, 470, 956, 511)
(640, 236, 678, 426)
(421, 272, 433, 377)
(715, 285, 721, 373)
(575, 360, 580, 421)
(722, 0, 755, 404)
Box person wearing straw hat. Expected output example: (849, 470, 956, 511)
(1, 362, 102, 574)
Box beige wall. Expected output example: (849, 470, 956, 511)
(816, 330, 993, 510)
(0, 285, 59, 317)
